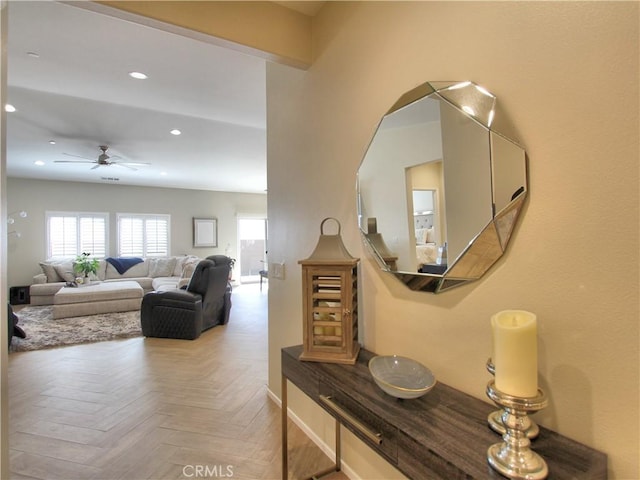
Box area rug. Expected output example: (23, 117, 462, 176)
(10, 306, 142, 352)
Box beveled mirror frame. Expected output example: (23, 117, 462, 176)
(357, 81, 528, 293)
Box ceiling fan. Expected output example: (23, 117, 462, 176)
(55, 145, 150, 171)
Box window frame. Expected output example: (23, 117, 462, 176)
(45, 211, 109, 260)
(116, 213, 171, 257)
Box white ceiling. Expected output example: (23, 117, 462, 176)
(6, 1, 274, 194)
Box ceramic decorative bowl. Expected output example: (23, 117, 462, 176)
(368, 355, 436, 400)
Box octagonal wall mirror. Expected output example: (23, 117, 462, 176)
(357, 81, 527, 293)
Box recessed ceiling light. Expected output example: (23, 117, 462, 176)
(170, 129, 181, 136)
(27, 51, 40, 58)
(5, 104, 16, 113)
(34, 160, 45, 166)
(129, 71, 148, 80)
(49, 140, 56, 145)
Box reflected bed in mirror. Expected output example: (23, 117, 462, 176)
(357, 81, 527, 293)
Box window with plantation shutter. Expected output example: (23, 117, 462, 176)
(46, 212, 108, 260)
(118, 217, 144, 256)
(145, 217, 169, 256)
(117, 214, 170, 257)
(79, 216, 107, 258)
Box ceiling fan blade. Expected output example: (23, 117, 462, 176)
(62, 152, 94, 161)
(122, 162, 151, 167)
(54, 160, 96, 164)
(112, 162, 137, 171)
(59, 147, 141, 170)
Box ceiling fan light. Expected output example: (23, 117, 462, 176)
(170, 129, 181, 136)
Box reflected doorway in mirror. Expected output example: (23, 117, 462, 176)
(357, 81, 527, 293)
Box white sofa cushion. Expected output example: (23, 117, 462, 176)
(149, 257, 177, 277)
(172, 255, 200, 276)
(181, 258, 200, 279)
(152, 276, 180, 291)
(104, 277, 153, 291)
(173, 256, 187, 276)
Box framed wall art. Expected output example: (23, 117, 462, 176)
(193, 218, 218, 247)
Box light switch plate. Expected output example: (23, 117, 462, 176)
(270, 262, 285, 280)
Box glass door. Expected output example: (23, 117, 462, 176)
(237, 217, 267, 284)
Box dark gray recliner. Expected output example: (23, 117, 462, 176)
(140, 256, 233, 340)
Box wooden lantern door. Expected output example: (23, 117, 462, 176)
(299, 259, 359, 364)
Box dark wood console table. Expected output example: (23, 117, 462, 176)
(281, 345, 607, 479)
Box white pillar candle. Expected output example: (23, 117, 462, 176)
(491, 310, 538, 398)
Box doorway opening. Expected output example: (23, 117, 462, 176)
(237, 217, 268, 284)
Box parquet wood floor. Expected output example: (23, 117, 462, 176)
(8, 284, 348, 480)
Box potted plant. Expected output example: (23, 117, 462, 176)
(73, 252, 99, 285)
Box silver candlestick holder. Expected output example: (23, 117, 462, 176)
(486, 380, 549, 480)
(486, 358, 539, 439)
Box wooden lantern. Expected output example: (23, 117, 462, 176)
(299, 218, 360, 365)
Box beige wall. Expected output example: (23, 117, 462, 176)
(267, 2, 639, 479)
(6, 178, 267, 287)
(98, 0, 312, 67)
(1, 1, 638, 478)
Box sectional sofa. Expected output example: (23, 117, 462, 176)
(30, 255, 201, 306)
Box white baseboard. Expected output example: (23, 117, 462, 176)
(267, 387, 360, 480)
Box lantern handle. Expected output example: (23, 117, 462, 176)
(320, 217, 341, 235)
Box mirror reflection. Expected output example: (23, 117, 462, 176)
(357, 81, 527, 293)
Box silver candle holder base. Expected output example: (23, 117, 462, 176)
(486, 358, 539, 439)
(486, 380, 549, 480)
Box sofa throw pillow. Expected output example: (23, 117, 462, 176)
(39, 262, 62, 283)
(181, 259, 199, 279)
(172, 256, 186, 277)
(53, 262, 76, 282)
(172, 255, 199, 276)
(149, 257, 177, 277)
(93, 260, 107, 281)
(425, 227, 435, 244)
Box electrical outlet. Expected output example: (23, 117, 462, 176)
(270, 262, 285, 280)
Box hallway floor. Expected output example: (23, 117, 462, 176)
(8, 284, 344, 479)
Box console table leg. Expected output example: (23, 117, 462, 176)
(305, 418, 342, 480)
(282, 374, 288, 480)
(335, 418, 341, 473)
(282, 373, 342, 480)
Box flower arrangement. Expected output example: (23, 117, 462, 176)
(73, 252, 100, 278)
